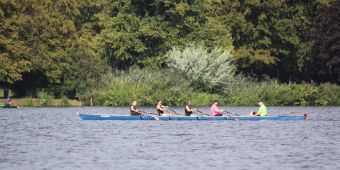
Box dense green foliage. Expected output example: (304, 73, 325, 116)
(0, 0, 109, 98)
(229, 81, 340, 106)
(1, 0, 339, 105)
(94, 68, 192, 106)
(37, 91, 53, 107)
(93, 68, 340, 106)
(308, 0, 340, 83)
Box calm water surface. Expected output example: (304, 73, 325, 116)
(0, 106, 339, 170)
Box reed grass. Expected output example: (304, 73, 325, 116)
(93, 68, 340, 106)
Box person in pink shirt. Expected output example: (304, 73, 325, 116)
(210, 100, 223, 116)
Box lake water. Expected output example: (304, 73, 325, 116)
(0, 106, 339, 170)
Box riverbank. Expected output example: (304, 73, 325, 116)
(1, 98, 81, 107)
(3, 69, 340, 107)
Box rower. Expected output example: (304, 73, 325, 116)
(250, 101, 267, 117)
(130, 101, 141, 116)
(4, 97, 13, 108)
(210, 100, 223, 116)
(156, 100, 168, 116)
(185, 100, 195, 116)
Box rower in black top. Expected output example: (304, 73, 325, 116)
(130, 101, 141, 116)
(185, 100, 194, 116)
(156, 100, 168, 116)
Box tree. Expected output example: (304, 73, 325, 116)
(1, 0, 109, 97)
(0, 1, 32, 85)
(95, 0, 236, 69)
(0, 0, 80, 91)
(309, 0, 340, 84)
(62, 51, 110, 101)
(200, 0, 334, 82)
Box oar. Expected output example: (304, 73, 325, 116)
(138, 111, 160, 120)
(222, 111, 239, 116)
(194, 109, 210, 116)
(167, 108, 181, 116)
(138, 110, 158, 115)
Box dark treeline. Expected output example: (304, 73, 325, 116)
(0, 0, 339, 100)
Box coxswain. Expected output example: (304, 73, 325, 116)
(250, 101, 267, 117)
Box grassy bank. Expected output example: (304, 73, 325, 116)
(0, 89, 81, 107)
(7, 98, 81, 107)
(92, 69, 340, 106)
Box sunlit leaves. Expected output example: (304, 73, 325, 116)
(166, 44, 235, 92)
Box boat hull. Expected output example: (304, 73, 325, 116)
(2, 106, 19, 108)
(78, 113, 307, 121)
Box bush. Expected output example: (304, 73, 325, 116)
(93, 68, 191, 106)
(37, 91, 54, 107)
(60, 96, 70, 106)
(166, 44, 235, 92)
(94, 68, 340, 106)
(228, 81, 340, 106)
(291, 83, 319, 105)
(24, 98, 34, 107)
(191, 92, 223, 106)
(316, 83, 340, 105)
(95, 81, 150, 106)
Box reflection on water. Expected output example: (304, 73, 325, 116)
(0, 106, 340, 170)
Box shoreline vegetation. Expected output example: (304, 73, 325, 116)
(1, 98, 81, 107)
(3, 82, 340, 108)
(92, 68, 340, 107)
(3, 68, 339, 107)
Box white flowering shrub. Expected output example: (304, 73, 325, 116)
(166, 44, 235, 92)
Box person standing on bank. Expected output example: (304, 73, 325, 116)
(250, 101, 267, 117)
(185, 100, 195, 116)
(130, 101, 140, 116)
(4, 97, 11, 108)
(210, 100, 223, 116)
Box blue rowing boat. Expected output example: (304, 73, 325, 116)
(78, 113, 307, 121)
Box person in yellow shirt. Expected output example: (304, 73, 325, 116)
(250, 101, 267, 117)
